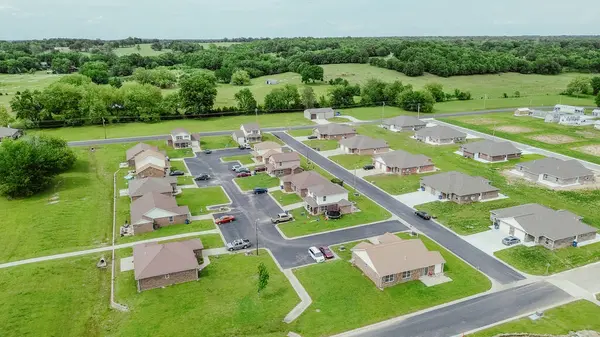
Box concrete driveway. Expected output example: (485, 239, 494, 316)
(462, 229, 515, 255)
(394, 191, 441, 208)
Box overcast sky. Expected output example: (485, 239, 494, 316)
(1, 0, 599, 40)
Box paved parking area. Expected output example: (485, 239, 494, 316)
(393, 191, 442, 208)
(462, 229, 514, 255)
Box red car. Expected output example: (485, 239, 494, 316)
(254, 166, 267, 172)
(236, 172, 251, 178)
(215, 215, 235, 225)
(319, 246, 334, 259)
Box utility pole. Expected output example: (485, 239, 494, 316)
(255, 219, 259, 256)
(484, 94, 487, 110)
(255, 107, 258, 123)
(417, 103, 420, 119)
(380, 101, 385, 125)
(102, 117, 107, 139)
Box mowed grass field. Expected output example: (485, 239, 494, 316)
(0, 71, 65, 111)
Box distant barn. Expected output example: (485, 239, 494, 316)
(265, 79, 279, 85)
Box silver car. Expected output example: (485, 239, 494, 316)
(502, 236, 521, 246)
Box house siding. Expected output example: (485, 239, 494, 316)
(154, 214, 189, 228)
(319, 132, 356, 140)
(423, 185, 498, 204)
(137, 166, 166, 179)
(137, 269, 198, 292)
(133, 222, 154, 234)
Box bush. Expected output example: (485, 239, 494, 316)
(230, 70, 251, 86)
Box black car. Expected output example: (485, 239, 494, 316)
(203, 149, 212, 154)
(415, 211, 431, 220)
(169, 170, 185, 176)
(307, 135, 318, 139)
(194, 174, 210, 181)
(253, 187, 268, 194)
(363, 164, 375, 170)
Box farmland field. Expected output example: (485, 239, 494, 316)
(0, 72, 65, 111)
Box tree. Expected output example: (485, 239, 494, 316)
(230, 69, 251, 86)
(328, 85, 356, 107)
(453, 89, 472, 101)
(0, 105, 13, 126)
(135, 44, 141, 52)
(300, 65, 324, 83)
(161, 93, 183, 115)
(403, 60, 425, 77)
(234, 88, 257, 111)
(51, 58, 73, 74)
(0, 135, 76, 197)
(58, 74, 92, 86)
(264, 85, 300, 111)
(589, 76, 600, 96)
(80, 61, 109, 84)
(257, 262, 270, 295)
(565, 76, 591, 96)
(301, 86, 316, 109)
(514, 91, 521, 98)
(108, 77, 123, 88)
(396, 90, 435, 113)
(121, 83, 164, 121)
(360, 78, 387, 105)
(424, 83, 445, 102)
(596, 93, 600, 108)
(150, 42, 163, 51)
(179, 73, 218, 114)
(10, 90, 45, 125)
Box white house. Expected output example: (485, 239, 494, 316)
(304, 108, 334, 120)
(303, 182, 352, 215)
(233, 123, 262, 145)
(592, 108, 600, 117)
(169, 128, 196, 149)
(553, 104, 585, 115)
(514, 108, 532, 116)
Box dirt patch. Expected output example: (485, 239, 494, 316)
(576, 144, 600, 156)
(494, 126, 537, 134)
(530, 134, 577, 144)
(576, 130, 600, 138)
(462, 117, 499, 125)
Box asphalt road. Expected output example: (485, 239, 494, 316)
(273, 131, 525, 284)
(185, 148, 408, 269)
(345, 281, 571, 337)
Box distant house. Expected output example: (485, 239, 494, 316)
(339, 135, 390, 155)
(592, 108, 600, 117)
(265, 79, 278, 85)
(514, 108, 532, 116)
(134, 150, 169, 179)
(126, 143, 159, 166)
(415, 126, 466, 145)
(304, 107, 334, 120)
(373, 150, 435, 175)
(280, 171, 330, 197)
(420, 171, 500, 204)
(133, 239, 203, 292)
(514, 157, 595, 186)
(314, 124, 357, 140)
(303, 181, 352, 215)
(251, 141, 283, 162)
(233, 123, 262, 145)
(168, 128, 199, 149)
(553, 104, 585, 115)
(128, 177, 177, 201)
(459, 140, 522, 162)
(382, 116, 427, 132)
(0, 127, 22, 142)
(130, 192, 190, 234)
(490, 204, 597, 250)
(351, 233, 445, 289)
(266, 152, 302, 177)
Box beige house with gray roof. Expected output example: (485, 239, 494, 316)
(314, 124, 357, 140)
(373, 150, 435, 175)
(126, 143, 159, 166)
(514, 157, 594, 187)
(303, 181, 352, 215)
(128, 177, 177, 201)
(420, 171, 499, 204)
(382, 116, 427, 132)
(339, 135, 390, 155)
(415, 126, 466, 145)
(130, 192, 190, 234)
(460, 140, 522, 162)
(280, 171, 330, 197)
(266, 152, 302, 177)
(490, 204, 597, 250)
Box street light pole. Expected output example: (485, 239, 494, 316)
(381, 101, 385, 125)
(102, 117, 107, 139)
(255, 107, 258, 123)
(255, 219, 259, 256)
(417, 103, 421, 119)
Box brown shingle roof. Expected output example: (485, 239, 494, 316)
(307, 181, 347, 197)
(280, 171, 329, 188)
(126, 143, 159, 161)
(253, 141, 282, 151)
(128, 177, 176, 198)
(135, 149, 166, 162)
(130, 192, 189, 225)
(133, 239, 202, 280)
(242, 123, 260, 132)
(339, 135, 388, 150)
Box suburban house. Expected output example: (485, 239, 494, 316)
(373, 150, 435, 175)
(553, 104, 585, 115)
(130, 192, 190, 234)
(266, 152, 302, 177)
(313, 124, 357, 140)
(126, 143, 159, 166)
(304, 181, 352, 215)
(420, 171, 500, 204)
(351, 233, 445, 289)
(382, 116, 427, 132)
(133, 239, 203, 292)
(490, 204, 597, 250)
(514, 157, 595, 186)
(128, 177, 177, 201)
(251, 141, 283, 162)
(134, 149, 169, 179)
(304, 107, 334, 120)
(280, 171, 330, 197)
(414, 126, 466, 145)
(592, 108, 600, 117)
(514, 108, 532, 116)
(232, 123, 262, 145)
(459, 140, 522, 162)
(0, 126, 22, 142)
(168, 128, 199, 149)
(339, 135, 390, 155)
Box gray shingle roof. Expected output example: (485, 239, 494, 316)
(375, 150, 432, 169)
(126, 143, 159, 161)
(516, 157, 593, 180)
(383, 116, 426, 128)
(308, 181, 347, 197)
(305, 107, 334, 114)
(0, 127, 20, 138)
(133, 239, 202, 280)
(415, 126, 466, 139)
(339, 135, 388, 150)
(420, 171, 499, 196)
(128, 177, 176, 198)
(490, 203, 596, 240)
(270, 152, 299, 163)
(242, 123, 260, 131)
(461, 140, 521, 157)
(315, 124, 356, 136)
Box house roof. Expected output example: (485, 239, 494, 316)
(415, 126, 466, 139)
(490, 203, 596, 241)
(170, 128, 190, 136)
(128, 177, 176, 198)
(262, 149, 281, 160)
(133, 239, 202, 280)
(420, 171, 499, 196)
(242, 123, 260, 131)
(280, 171, 329, 188)
(135, 150, 167, 172)
(383, 116, 426, 128)
(352, 234, 445, 277)
(135, 149, 166, 162)
(269, 152, 299, 163)
(0, 126, 20, 138)
(516, 157, 593, 180)
(339, 135, 388, 150)
(315, 124, 356, 136)
(375, 150, 432, 169)
(233, 130, 245, 138)
(305, 107, 334, 114)
(461, 140, 521, 157)
(307, 181, 347, 197)
(126, 143, 159, 161)
(253, 141, 282, 151)
(130, 192, 189, 225)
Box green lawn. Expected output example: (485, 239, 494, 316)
(177, 175, 194, 185)
(168, 160, 188, 173)
(0, 254, 110, 337)
(469, 300, 600, 337)
(145, 140, 194, 159)
(197, 234, 224, 249)
(270, 190, 302, 206)
(365, 173, 426, 195)
(340, 106, 410, 120)
(113, 250, 299, 337)
(0, 72, 65, 112)
(222, 154, 254, 165)
(288, 128, 315, 137)
(261, 133, 285, 145)
(329, 153, 373, 169)
(303, 139, 339, 151)
(175, 186, 230, 215)
(113, 44, 172, 57)
(117, 220, 216, 244)
(494, 243, 600, 275)
(290, 232, 491, 337)
(200, 135, 237, 150)
(234, 173, 280, 191)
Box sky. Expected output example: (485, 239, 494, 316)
(1, 0, 599, 40)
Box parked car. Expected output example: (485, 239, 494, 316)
(253, 187, 268, 194)
(169, 170, 185, 176)
(236, 172, 251, 178)
(319, 246, 334, 259)
(235, 167, 250, 173)
(502, 236, 521, 246)
(194, 174, 211, 181)
(254, 166, 267, 172)
(231, 164, 241, 171)
(363, 164, 375, 170)
(226, 238, 251, 251)
(307, 135, 318, 140)
(415, 211, 431, 220)
(203, 149, 212, 154)
(308, 246, 325, 263)
(325, 210, 342, 220)
(215, 215, 236, 225)
(238, 144, 251, 150)
(271, 213, 293, 224)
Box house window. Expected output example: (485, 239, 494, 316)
(382, 274, 395, 283)
(279, 162, 282, 167)
(176, 136, 182, 140)
(168, 216, 174, 223)
(402, 271, 411, 280)
(323, 196, 326, 202)
(164, 274, 170, 279)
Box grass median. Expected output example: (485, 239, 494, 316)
(303, 139, 339, 151)
(234, 173, 280, 191)
(270, 190, 302, 206)
(221, 154, 254, 165)
(175, 186, 230, 215)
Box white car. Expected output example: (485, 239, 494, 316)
(231, 164, 241, 171)
(308, 246, 325, 263)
